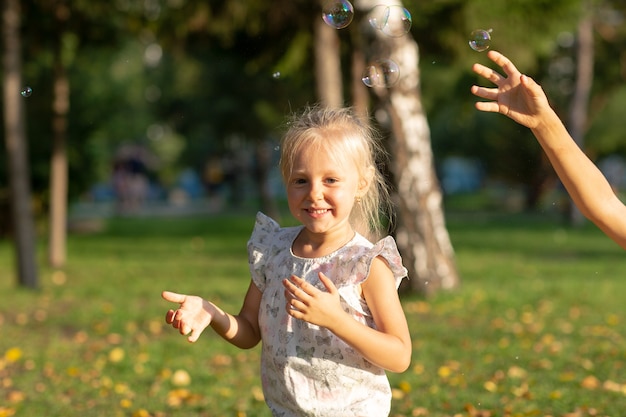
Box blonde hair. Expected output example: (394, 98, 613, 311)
(279, 106, 392, 241)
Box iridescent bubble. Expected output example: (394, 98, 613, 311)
(20, 86, 32, 97)
(368, 5, 412, 37)
(322, 0, 354, 29)
(469, 29, 492, 52)
(361, 59, 400, 88)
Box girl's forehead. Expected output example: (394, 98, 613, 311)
(293, 143, 356, 172)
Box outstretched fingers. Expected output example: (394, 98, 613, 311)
(471, 84, 499, 101)
(472, 62, 504, 86)
(486, 50, 522, 79)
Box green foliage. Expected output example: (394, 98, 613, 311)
(0, 211, 624, 416)
(5, 0, 626, 206)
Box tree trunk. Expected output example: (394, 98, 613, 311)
(2, 0, 38, 288)
(356, 0, 459, 295)
(350, 46, 370, 116)
(567, 4, 594, 227)
(48, 2, 71, 268)
(314, 8, 343, 108)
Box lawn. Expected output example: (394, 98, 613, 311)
(0, 208, 624, 417)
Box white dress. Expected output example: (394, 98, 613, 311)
(247, 212, 408, 417)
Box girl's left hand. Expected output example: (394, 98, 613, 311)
(283, 273, 347, 329)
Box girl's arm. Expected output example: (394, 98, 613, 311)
(472, 50, 626, 249)
(163, 281, 262, 349)
(284, 257, 412, 373)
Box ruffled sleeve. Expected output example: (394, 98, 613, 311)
(369, 236, 408, 289)
(247, 212, 281, 292)
(336, 235, 408, 317)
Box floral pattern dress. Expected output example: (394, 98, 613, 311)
(247, 212, 408, 417)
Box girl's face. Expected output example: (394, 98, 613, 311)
(286, 142, 362, 239)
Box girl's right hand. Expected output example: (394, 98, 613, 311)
(162, 291, 213, 342)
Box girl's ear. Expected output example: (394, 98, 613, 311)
(358, 166, 375, 196)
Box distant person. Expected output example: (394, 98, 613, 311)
(162, 106, 411, 416)
(203, 156, 224, 197)
(471, 50, 626, 249)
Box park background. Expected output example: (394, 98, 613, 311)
(1, 0, 625, 416)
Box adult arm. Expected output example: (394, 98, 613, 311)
(471, 50, 626, 248)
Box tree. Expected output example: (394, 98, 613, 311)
(2, 0, 38, 288)
(356, 0, 459, 295)
(314, 4, 344, 108)
(48, 0, 71, 268)
(566, 1, 594, 226)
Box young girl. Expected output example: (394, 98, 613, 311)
(162, 106, 412, 416)
(471, 50, 626, 249)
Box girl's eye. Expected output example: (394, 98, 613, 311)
(326, 178, 338, 184)
(293, 178, 307, 185)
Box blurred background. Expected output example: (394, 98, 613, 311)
(2, 2, 626, 416)
(3, 0, 626, 285)
(5, 0, 626, 214)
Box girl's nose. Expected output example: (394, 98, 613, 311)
(308, 182, 323, 200)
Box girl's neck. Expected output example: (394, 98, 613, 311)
(292, 227, 355, 258)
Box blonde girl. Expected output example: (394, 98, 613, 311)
(163, 106, 411, 416)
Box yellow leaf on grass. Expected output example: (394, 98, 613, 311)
(437, 366, 452, 378)
(7, 391, 25, 403)
(398, 380, 412, 393)
(108, 347, 125, 363)
(581, 375, 600, 390)
(549, 390, 562, 399)
(171, 369, 191, 387)
(4, 348, 22, 363)
(483, 380, 498, 393)
(251, 386, 264, 402)
(120, 398, 132, 408)
(391, 388, 405, 400)
(507, 365, 527, 379)
(0, 407, 16, 417)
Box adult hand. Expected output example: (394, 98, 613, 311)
(471, 50, 552, 129)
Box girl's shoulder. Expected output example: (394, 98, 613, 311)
(348, 234, 408, 284)
(248, 212, 300, 249)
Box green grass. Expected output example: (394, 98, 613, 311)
(0, 210, 624, 417)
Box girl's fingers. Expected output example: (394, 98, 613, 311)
(317, 272, 337, 293)
(180, 323, 191, 335)
(165, 309, 176, 323)
(162, 291, 186, 304)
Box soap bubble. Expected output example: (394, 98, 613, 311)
(368, 5, 412, 37)
(272, 71, 281, 79)
(20, 86, 33, 97)
(469, 29, 492, 52)
(361, 59, 400, 88)
(322, 0, 354, 29)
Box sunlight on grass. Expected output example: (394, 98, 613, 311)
(0, 212, 624, 416)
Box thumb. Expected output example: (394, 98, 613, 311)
(162, 290, 186, 304)
(318, 272, 337, 293)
